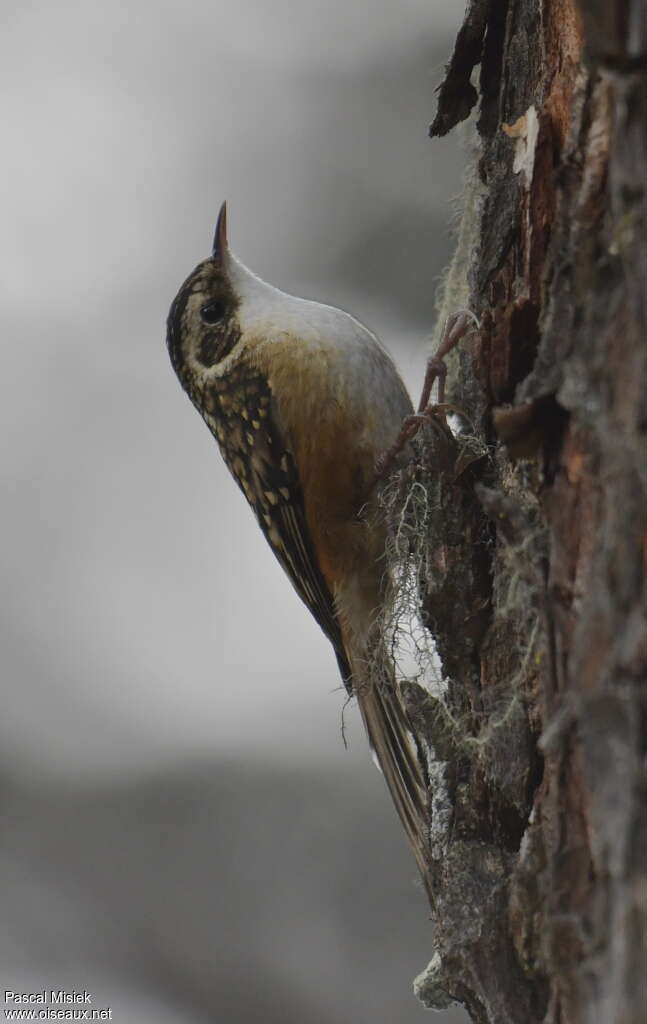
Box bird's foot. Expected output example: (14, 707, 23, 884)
(416, 309, 480, 413)
(368, 310, 480, 495)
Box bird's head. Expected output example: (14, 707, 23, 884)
(166, 201, 251, 402)
(167, 203, 368, 410)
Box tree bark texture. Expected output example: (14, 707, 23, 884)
(401, 2, 647, 1022)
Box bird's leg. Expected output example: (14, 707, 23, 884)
(416, 309, 480, 413)
(369, 310, 480, 494)
(372, 413, 428, 485)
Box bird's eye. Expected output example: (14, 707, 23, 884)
(200, 300, 226, 325)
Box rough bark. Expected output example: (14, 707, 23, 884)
(397, 2, 647, 1021)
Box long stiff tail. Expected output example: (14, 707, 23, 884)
(353, 662, 431, 886)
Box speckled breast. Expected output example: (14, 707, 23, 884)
(199, 365, 275, 497)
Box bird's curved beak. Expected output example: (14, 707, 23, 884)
(212, 201, 228, 262)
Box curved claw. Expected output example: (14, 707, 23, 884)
(365, 309, 480, 504)
(418, 308, 480, 411)
(445, 308, 481, 334)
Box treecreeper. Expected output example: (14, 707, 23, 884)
(166, 202, 473, 882)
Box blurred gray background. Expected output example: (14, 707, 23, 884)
(2, 1, 470, 1020)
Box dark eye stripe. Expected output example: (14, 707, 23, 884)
(197, 333, 223, 366)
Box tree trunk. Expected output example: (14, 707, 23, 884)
(398, 2, 647, 1021)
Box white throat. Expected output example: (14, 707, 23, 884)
(226, 251, 286, 322)
(225, 249, 376, 352)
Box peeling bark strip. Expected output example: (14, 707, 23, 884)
(429, 0, 491, 137)
(404, 1, 647, 1022)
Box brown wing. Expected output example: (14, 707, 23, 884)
(209, 371, 352, 688)
(206, 371, 431, 881)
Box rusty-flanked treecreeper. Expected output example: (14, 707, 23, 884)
(166, 203, 472, 879)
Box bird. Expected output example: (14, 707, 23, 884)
(166, 203, 432, 880)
